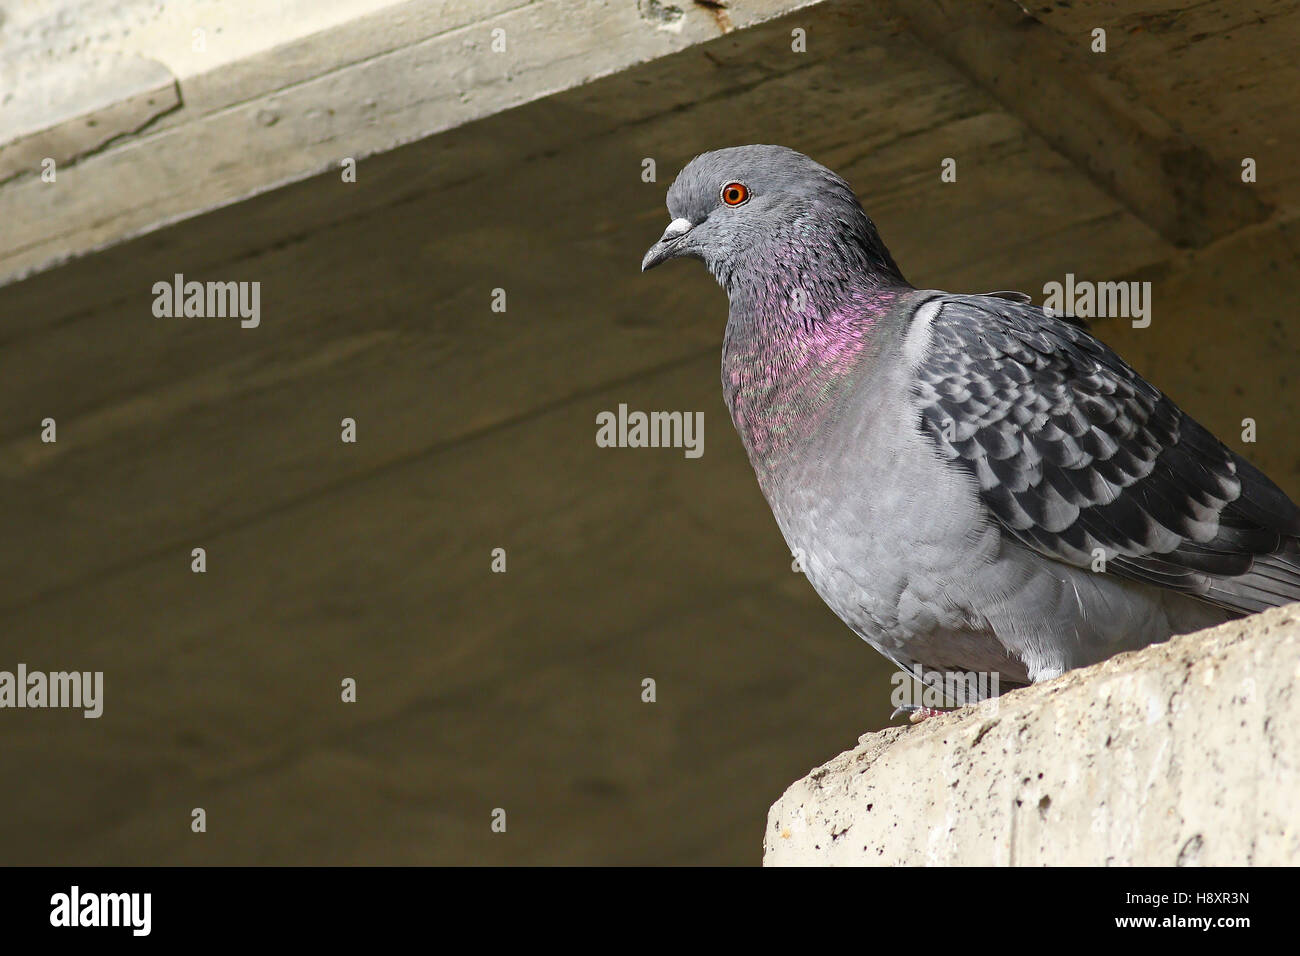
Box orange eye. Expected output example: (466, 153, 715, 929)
(720, 181, 750, 206)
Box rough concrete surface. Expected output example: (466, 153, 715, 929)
(765, 604, 1300, 866)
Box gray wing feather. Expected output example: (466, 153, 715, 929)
(913, 294, 1300, 615)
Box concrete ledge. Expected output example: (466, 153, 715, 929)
(764, 603, 1300, 866)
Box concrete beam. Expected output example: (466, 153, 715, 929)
(0, 53, 180, 183)
(0, 0, 820, 285)
(887, 0, 1274, 247)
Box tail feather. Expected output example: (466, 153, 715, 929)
(1204, 546, 1300, 614)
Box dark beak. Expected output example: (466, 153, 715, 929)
(641, 218, 694, 272)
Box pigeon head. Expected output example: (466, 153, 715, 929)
(641, 145, 906, 297)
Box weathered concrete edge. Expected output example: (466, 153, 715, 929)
(764, 602, 1300, 866)
(0, 54, 181, 183)
(0, 0, 823, 287)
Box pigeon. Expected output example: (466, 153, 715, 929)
(642, 144, 1300, 703)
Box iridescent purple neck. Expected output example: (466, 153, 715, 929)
(719, 231, 910, 481)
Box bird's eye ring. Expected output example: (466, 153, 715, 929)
(720, 181, 750, 206)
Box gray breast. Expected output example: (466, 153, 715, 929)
(753, 331, 1231, 691)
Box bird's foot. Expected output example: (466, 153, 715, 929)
(890, 704, 949, 724)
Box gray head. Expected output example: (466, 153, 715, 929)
(641, 145, 905, 293)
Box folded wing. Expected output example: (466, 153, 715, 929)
(912, 294, 1300, 614)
